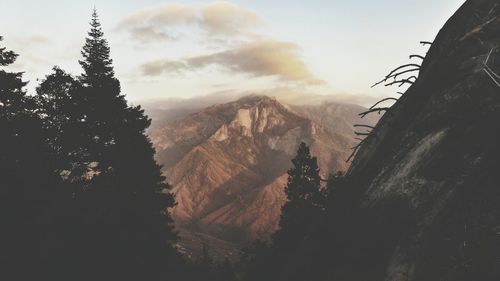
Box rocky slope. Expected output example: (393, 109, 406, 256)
(149, 95, 377, 259)
(347, 1, 500, 280)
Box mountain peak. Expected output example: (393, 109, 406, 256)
(150, 95, 378, 260)
(235, 94, 280, 108)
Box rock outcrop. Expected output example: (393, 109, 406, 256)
(348, 1, 500, 279)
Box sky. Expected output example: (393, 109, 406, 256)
(0, 0, 466, 105)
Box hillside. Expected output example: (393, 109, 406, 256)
(149, 95, 378, 259)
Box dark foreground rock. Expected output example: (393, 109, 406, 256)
(349, 1, 500, 280)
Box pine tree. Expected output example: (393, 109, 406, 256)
(34, 10, 182, 280)
(79, 9, 115, 88)
(0, 35, 63, 281)
(36, 67, 88, 178)
(242, 143, 326, 281)
(278, 142, 324, 232)
(0, 36, 27, 114)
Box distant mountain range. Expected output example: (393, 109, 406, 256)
(148, 95, 378, 259)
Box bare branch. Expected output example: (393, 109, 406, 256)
(372, 64, 421, 88)
(385, 64, 421, 79)
(396, 92, 405, 95)
(409, 54, 425, 60)
(369, 98, 398, 110)
(346, 139, 365, 163)
(355, 131, 371, 136)
(359, 107, 389, 118)
(390, 68, 420, 81)
(420, 41, 433, 46)
(385, 79, 414, 87)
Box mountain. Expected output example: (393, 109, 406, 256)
(149, 95, 378, 259)
(344, 1, 500, 279)
(142, 91, 380, 130)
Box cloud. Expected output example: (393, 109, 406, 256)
(128, 26, 174, 42)
(14, 35, 51, 45)
(141, 39, 323, 84)
(142, 60, 188, 75)
(117, 1, 262, 43)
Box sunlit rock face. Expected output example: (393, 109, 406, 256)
(150, 95, 377, 259)
(347, 1, 500, 279)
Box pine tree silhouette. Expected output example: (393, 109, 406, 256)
(79, 9, 115, 87)
(278, 142, 324, 233)
(32, 10, 183, 281)
(0, 35, 63, 281)
(74, 10, 180, 281)
(241, 143, 326, 281)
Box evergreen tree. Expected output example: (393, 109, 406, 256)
(0, 35, 62, 280)
(79, 9, 115, 88)
(278, 142, 324, 233)
(36, 67, 87, 178)
(34, 10, 182, 280)
(242, 143, 326, 281)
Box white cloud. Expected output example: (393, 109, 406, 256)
(117, 1, 262, 43)
(141, 39, 323, 84)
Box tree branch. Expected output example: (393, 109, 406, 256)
(371, 65, 421, 88)
(359, 107, 389, 118)
(385, 64, 421, 78)
(346, 139, 365, 163)
(390, 68, 420, 81)
(369, 98, 398, 110)
(420, 41, 433, 46)
(409, 54, 425, 60)
(385, 79, 414, 87)
(354, 131, 371, 136)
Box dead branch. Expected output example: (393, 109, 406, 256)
(409, 54, 425, 60)
(354, 131, 371, 136)
(359, 107, 390, 118)
(346, 139, 365, 163)
(420, 41, 433, 46)
(372, 64, 421, 88)
(385, 79, 414, 87)
(390, 68, 420, 81)
(369, 98, 398, 110)
(385, 64, 421, 78)
(346, 131, 379, 162)
(396, 92, 405, 95)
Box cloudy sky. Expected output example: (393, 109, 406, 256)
(1, 0, 465, 105)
